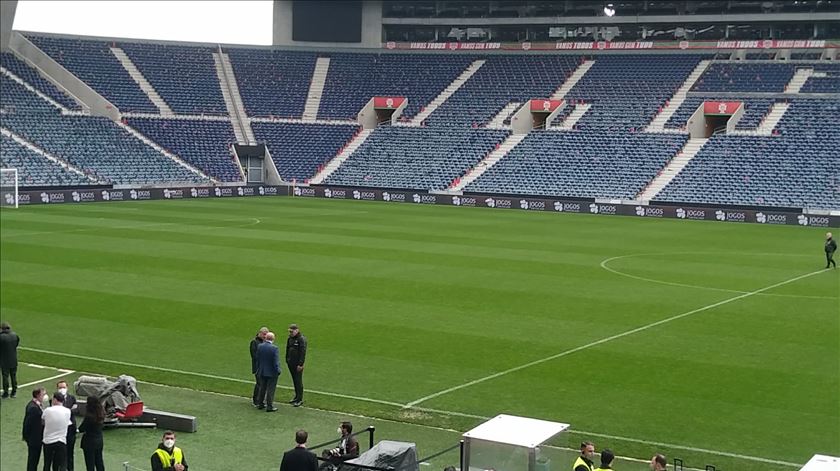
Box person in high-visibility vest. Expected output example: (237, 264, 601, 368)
(151, 430, 188, 471)
(593, 449, 614, 471)
(573, 441, 596, 471)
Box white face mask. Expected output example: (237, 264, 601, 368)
(163, 439, 175, 449)
(41, 394, 49, 403)
(58, 388, 68, 396)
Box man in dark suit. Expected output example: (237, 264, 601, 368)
(0, 321, 19, 398)
(250, 327, 268, 407)
(58, 380, 79, 470)
(22, 387, 47, 471)
(255, 331, 281, 412)
(280, 430, 318, 471)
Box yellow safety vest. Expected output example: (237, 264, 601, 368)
(573, 456, 594, 471)
(594, 468, 613, 471)
(155, 447, 184, 468)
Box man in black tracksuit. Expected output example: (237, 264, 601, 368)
(286, 324, 307, 407)
(826, 232, 837, 269)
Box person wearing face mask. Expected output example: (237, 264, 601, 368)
(151, 430, 188, 471)
(22, 387, 47, 471)
(573, 441, 596, 471)
(57, 380, 79, 471)
(42, 391, 72, 471)
(320, 421, 360, 470)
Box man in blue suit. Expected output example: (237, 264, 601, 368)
(255, 332, 281, 412)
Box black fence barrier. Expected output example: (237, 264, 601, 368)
(3, 183, 837, 228)
(1, 185, 291, 206)
(305, 185, 839, 228)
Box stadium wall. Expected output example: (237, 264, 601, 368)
(0, 0, 17, 52)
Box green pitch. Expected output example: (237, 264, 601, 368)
(1, 198, 837, 471)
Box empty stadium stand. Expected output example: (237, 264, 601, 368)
(1, 52, 82, 111)
(425, 55, 580, 127)
(1, 134, 92, 187)
(656, 99, 840, 209)
(3, 33, 838, 210)
(252, 121, 360, 181)
(28, 35, 159, 113)
(225, 48, 317, 118)
(317, 53, 474, 120)
(324, 127, 509, 190)
(466, 131, 689, 199)
(127, 118, 241, 182)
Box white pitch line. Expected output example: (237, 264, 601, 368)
(18, 370, 75, 389)
(19, 349, 805, 467)
(19, 346, 404, 408)
(600, 252, 837, 300)
(404, 268, 829, 408)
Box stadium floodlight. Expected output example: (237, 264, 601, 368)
(604, 3, 616, 16)
(0, 168, 19, 208)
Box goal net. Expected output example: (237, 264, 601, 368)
(1, 168, 19, 208)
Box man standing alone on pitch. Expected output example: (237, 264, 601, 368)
(0, 321, 19, 398)
(286, 324, 307, 407)
(250, 327, 268, 407)
(256, 332, 281, 412)
(826, 232, 836, 269)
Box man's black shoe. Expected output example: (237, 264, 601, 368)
(266, 407, 279, 412)
(9, 391, 15, 398)
(256, 404, 265, 410)
(1, 393, 7, 399)
(292, 401, 303, 407)
(288, 399, 297, 404)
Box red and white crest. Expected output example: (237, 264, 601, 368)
(386, 98, 394, 108)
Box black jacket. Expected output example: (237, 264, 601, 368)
(250, 335, 263, 374)
(62, 393, 79, 430)
(79, 416, 104, 448)
(280, 446, 318, 471)
(826, 238, 837, 254)
(22, 400, 43, 444)
(151, 443, 189, 471)
(286, 334, 307, 366)
(0, 329, 19, 369)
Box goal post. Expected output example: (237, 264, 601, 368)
(1, 168, 19, 208)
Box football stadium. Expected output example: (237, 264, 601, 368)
(0, 1, 838, 471)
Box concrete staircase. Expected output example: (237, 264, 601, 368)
(784, 68, 814, 94)
(486, 102, 522, 129)
(219, 52, 256, 144)
(755, 102, 790, 135)
(1, 127, 101, 183)
(646, 60, 712, 132)
(409, 60, 486, 125)
(115, 121, 219, 184)
(637, 137, 708, 201)
(550, 60, 595, 100)
(110, 47, 173, 116)
(213, 52, 255, 144)
(302, 57, 330, 121)
(309, 129, 374, 184)
(553, 104, 592, 130)
(450, 133, 527, 192)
